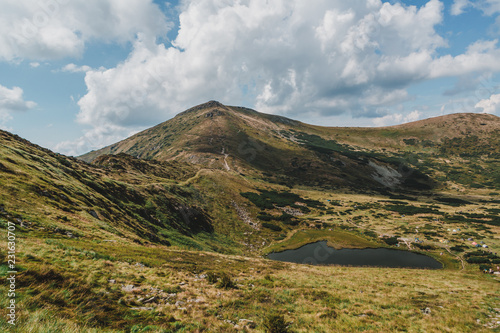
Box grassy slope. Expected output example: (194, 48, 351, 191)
(0, 105, 500, 331)
(0, 130, 242, 253)
(0, 237, 499, 332)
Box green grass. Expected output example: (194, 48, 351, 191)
(0, 107, 500, 332)
(264, 229, 381, 254)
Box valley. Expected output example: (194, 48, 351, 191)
(0, 101, 499, 332)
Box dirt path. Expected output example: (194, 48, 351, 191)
(223, 154, 230, 171)
(445, 246, 465, 270)
(402, 238, 412, 250)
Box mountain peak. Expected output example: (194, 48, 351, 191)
(176, 100, 228, 118)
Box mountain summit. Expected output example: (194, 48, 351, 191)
(79, 101, 499, 191)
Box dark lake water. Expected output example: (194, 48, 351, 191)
(268, 241, 442, 269)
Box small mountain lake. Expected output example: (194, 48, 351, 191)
(267, 241, 443, 269)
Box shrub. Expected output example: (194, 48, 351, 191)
(449, 246, 465, 252)
(263, 313, 289, 333)
(206, 271, 219, 284)
(262, 223, 282, 232)
(319, 309, 338, 319)
(383, 237, 399, 246)
(413, 243, 433, 250)
(217, 272, 236, 289)
(466, 257, 490, 264)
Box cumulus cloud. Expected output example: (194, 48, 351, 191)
(372, 110, 422, 126)
(54, 124, 141, 157)
(61, 63, 93, 73)
(76, 1, 446, 123)
(0, 0, 170, 61)
(451, 0, 470, 15)
(475, 94, 500, 113)
(56, 0, 500, 154)
(451, 0, 500, 15)
(0, 84, 37, 130)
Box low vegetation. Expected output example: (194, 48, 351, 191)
(0, 104, 499, 331)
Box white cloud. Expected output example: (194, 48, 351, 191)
(373, 110, 422, 126)
(451, 0, 470, 15)
(429, 40, 500, 78)
(475, 94, 500, 114)
(0, 85, 37, 112)
(58, 0, 500, 154)
(29, 61, 40, 68)
(54, 124, 141, 156)
(76, 1, 446, 122)
(0, 0, 170, 61)
(0, 84, 36, 130)
(61, 63, 92, 73)
(452, 0, 500, 15)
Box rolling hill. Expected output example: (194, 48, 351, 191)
(0, 102, 499, 332)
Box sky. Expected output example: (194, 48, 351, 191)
(1, 0, 500, 156)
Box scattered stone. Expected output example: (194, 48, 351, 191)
(175, 301, 185, 307)
(421, 307, 431, 315)
(122, 285, 135, 292)
(130, 307, 154, 311)
(239, 319, 256, 329)
(143, 296, 157, 304)
(108, 279, 116, 284)
(231, 201, 259, 230)
(88, 210, 99, 219)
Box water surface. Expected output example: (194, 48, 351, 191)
(268, 241, 442, 269)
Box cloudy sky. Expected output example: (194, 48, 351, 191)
(1, 0, 500, 156)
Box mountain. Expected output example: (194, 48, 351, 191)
(80, 101, 500, 191)
(1, 102, 500, 332)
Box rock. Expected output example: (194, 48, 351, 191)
(108, 279, 116, 284)
(421, 307, 431, 315)
(143, 296, 157, 304)
(122, 285, 135, 292)
(88, 210, 99, 219)
(239, 319, 256, 329)
(175, 301, 185, 307)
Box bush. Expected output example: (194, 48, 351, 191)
(263, 313, 289, 333)
(262, 223, 282, 232)
(466, 257, 490, 264)
(383, 237, 399, 246)
(217, 272, 236, 290)
(449, 246, 465, 252)
(413, 243, 434, 250)
(206, 271, 218, 284)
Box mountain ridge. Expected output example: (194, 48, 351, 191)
(79, 101, 499, 163)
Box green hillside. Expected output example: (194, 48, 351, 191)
(0, 102, 499, 332)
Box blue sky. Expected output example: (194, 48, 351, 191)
(0, 0, 500, 155)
